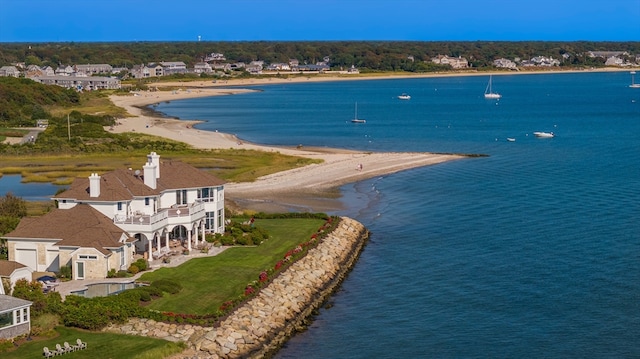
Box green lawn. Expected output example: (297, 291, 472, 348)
(2, 326, 185, 359)
(139, 218, 326, 314)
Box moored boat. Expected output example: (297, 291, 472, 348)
(533, 131, 555, 138)
(398, 93, 411, 100)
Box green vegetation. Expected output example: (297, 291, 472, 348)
(0, 193, 27, 259)
(0, 326, 186, 358)
(0, 149, 320, 185)
(0, 77, 80, 127)
(139, 216, 327, 314)
(1, 41, 639, 71)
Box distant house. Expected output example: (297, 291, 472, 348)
(160, 61, 187, 75)
(604, 56, 626, 66)
(0, 66, 20, 77)
(193, 62, 213, 74)
(205, 53, 226, 62)
(296, 64, 330, 72)
(431, 55, 469, 69)
(75, 64, 113, 75)
(588, 51, 627, 58)
(0, 261, 33, 295)
(493, 58, 518, 70)
(265, 63, 291, 71)
(55, 65, 74, 76)
(0, 295, 32, 340)
(29, 75, 121, 90)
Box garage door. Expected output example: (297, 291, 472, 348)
(16, 249, 37, 270)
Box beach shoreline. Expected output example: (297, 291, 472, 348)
(108, 75, 474, 212)
(108, 68, 630, 212)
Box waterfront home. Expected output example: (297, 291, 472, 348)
(2, 152, 226, 279)
(0, 294, 32, 340)
(431, 55, 470, 69)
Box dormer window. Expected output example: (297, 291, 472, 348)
(145, 197, 150, 206)
(117, 202, 123, 211)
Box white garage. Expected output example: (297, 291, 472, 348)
(14, 249, 37, 271)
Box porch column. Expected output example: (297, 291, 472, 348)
(201, 222, 205, 242)
(194, 227, 199, 248)
(187, 230, 192, 251)
(165, 232, 170, 251)
(148, 237, 153, 261)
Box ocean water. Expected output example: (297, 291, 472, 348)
(157, 72, 640, 358)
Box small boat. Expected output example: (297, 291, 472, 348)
(398, 93, 411, 100)
(351, 102, 366, 123)
(506, 137, 516, 142)
(630, 71, 640, 88)
(533, 131, 555, 138)
(484, 75, 502, 99)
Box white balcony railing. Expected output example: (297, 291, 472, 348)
(113, 201, 206, 228)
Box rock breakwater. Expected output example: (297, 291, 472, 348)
(104, 216, 369, 358)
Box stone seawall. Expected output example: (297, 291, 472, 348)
(104, 217, 369, 358)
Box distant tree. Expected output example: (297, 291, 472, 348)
(0, 192, 27, 218)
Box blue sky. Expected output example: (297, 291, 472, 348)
(1, 0, 638, 42)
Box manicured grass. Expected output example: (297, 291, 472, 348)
(139, 218, 325, 314)
(1, 326, 185, 359)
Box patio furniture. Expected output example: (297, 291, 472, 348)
(76, 338, 87, 350)
(43, 347, 55, 358)
(54, 343, 65, 355)
(64, 341, 75, 352)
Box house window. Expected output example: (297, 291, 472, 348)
(23, 308, 28, 322)
(217, 209, 223, 230)
(78, 255, 98, 260)
(145, 197, 150, 206)
(0, 312, 12, 328)
(120, 248, 126, 267)
(205, 211, 215, 230)
(117, 202, 123, 211)
(15, 310, 21, 324)
(198, 187, 216, 202)
(176, 190, 187, 205)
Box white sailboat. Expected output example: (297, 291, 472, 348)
(630, 71, 640, 88)
(351, 102, 366, 123)
(484, 75, 502, 99)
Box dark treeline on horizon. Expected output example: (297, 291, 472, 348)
(1, 41, 639, 71)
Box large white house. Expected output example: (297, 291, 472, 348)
(3, 152, 226, 280)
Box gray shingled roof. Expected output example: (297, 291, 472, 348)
(0, 295, 32, 311)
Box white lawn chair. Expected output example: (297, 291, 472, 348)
(54, 343, 65, 355)
(43, 347, 55, 358)
(76, 338, 87, 350)
(64, 341, 75, 352)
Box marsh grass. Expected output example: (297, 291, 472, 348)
(0, 149, 320, 185)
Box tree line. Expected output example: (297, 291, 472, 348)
(1, 41, 639, 71)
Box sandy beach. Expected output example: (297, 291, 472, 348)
(110, 68, 639, 211)
(109, 77, 468, 212)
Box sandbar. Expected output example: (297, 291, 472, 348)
(108, 75, 475, 211)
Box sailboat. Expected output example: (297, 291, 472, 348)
(630, 71, 640, 88)
(351, 102, 366, 123)
(484, 75, 502, 99)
